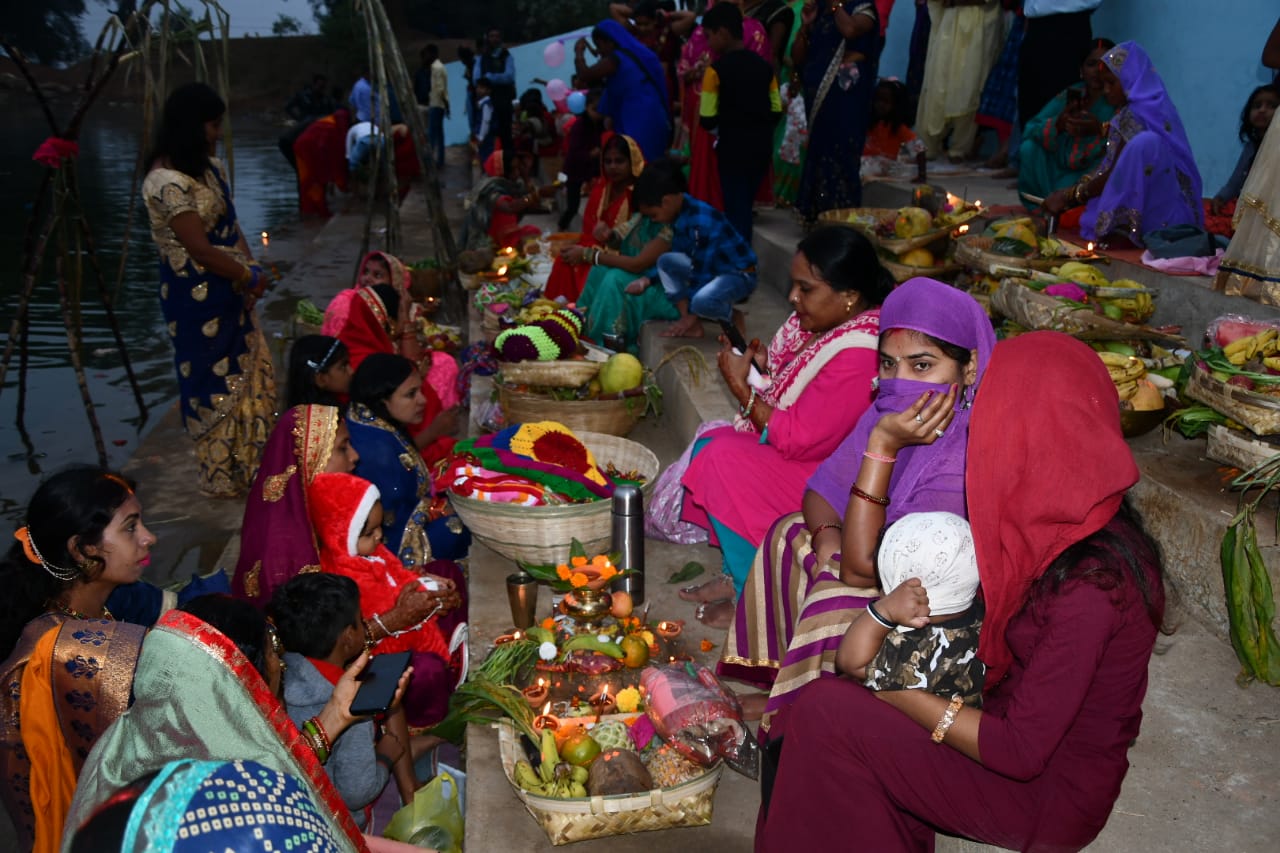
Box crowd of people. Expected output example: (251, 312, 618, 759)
(5, 4, 1280, 852)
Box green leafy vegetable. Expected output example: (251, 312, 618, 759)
(1163, 404, 1228, 439)
(666, 562, 705, 584)
(1220, 456, 1280, 686)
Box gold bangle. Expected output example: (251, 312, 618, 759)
(931, 695, 965, 744)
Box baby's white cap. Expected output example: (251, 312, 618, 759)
(877, 511, 979, 619)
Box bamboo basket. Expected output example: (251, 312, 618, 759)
(1184, 361, 1280, 436)
(816, 206, 897, 238)
(990, 279, 1184, 344)
(498, 384, 644, 436)
(482, 308, 507, 344)
(496, 717, 722, 845)
(498, 359, 602, 388)
(881, 257, 962, 283)
(1206, 424, 1280, 469)
(954, 235, 1086, 274)
(448, 431, 659, 564)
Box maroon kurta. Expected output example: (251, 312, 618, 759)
(759, 565, 1160, 852)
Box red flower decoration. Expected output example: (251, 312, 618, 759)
(529, 430, 590, 474)
(33, 137, 80, 169)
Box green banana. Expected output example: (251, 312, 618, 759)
(524, 625, 556, 645)
(568, 781, 588, 798)
(513, 760, 544, 792)
(570, 765, 589, 784)
(539, 729, 560, 782)
(561, 634, 624, 659)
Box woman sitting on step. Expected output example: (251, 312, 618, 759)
(666, 226, 892, 627)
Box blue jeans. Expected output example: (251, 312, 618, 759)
(656, 252, 756, 324)
(428, 106, 446, 167)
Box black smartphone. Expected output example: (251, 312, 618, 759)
(718, 319, 749, 353)
(348, 651, 412, 717)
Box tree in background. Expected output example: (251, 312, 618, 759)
(273, 14, 304, 36)
(2, 0, 88, 64)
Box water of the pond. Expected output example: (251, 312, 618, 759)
(0, 104, 299, 520)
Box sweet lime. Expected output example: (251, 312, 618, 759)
(561, 731, 602, 767)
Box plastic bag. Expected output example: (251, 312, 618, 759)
(1205, 314, 1280, 350)
(383, 770, 465, 852)
(640, 662, 759, 779)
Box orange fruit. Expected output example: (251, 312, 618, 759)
(611, 591, 634, 619)
(561, 731, 602, 767)
(619, 634, 650, 669)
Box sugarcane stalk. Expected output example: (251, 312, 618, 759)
(53, 197, 108, 465)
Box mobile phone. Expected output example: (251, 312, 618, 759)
(419, 577, 442, 591)
(719, 320, 770, 384)
(348, 651, 412, 717)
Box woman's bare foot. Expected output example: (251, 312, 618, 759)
(736, 691, 768, 722)
(695, 598, 735, 630)
(678, 573, 735, 603)
(662, 315, 705, 337)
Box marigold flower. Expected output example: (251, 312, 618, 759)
(591, 554, 611, 568)
(615, 686, 641, 713)
(571, 555, 588, 567)
(570, 572, 589, 588)
(598, 565, 617, 580)
(556, 565, 572, 580)
(541, 617, 556, 631)
(700, 639, 716, 653)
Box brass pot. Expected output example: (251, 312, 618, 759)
(562, 587, 612, 632)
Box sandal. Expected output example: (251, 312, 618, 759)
(677, 573, 735, 603)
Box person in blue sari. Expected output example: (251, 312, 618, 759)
(142, 82, 277, 497)
(792, 1, 880, 224)
(574, 19, 673, 162)
(346, 353, 471, 565)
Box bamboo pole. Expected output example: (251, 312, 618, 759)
(54, 221, 109, 465)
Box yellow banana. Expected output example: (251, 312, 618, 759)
(514, 760, 544, 792)
(1263, 356, 1280, 371)
(1224, 336, 1258, 363)
(539, 729, 560, 782)
(1258, 329, 1279, 357)
(1099, 353, 1146, 382)
(1114, 380, 1139, 401)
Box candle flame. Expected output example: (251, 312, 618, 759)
(537, 677, 545, 688)
(542, 701, 551, 715)
(513, 631, 522, 641)
(1086, 242, 1095, 252)
(600, 684, 609, 701)
(974, 199, 982, 208)
(260, 231, 269, 247)
(496, 265, 508, 276)
(958, 224, 969, 234)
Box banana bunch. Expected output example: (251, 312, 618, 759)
(1098, 279, 1154, 323)
(1224, 328, 1279, 366)
(515, 297, 562, 325)
(1098, 351, 1146, 401)
(513, 729, 589, 798)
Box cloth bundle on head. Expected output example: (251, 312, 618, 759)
(307, 472, 379, 557)
(877, 512, 978, 621)
(808, 277, 997, 524)
(966, 331, 1139, 688)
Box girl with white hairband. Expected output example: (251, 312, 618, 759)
(835, 511, 985, 708)
(286, 334, 352, 409)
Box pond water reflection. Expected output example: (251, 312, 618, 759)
(0, 104, 299, 519)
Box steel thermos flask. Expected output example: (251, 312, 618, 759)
(611, 484, 644, 604)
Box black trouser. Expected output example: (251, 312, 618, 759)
(492, 85, 516, 155)
(1018, 11, 1093, 132)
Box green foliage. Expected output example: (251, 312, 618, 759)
(309, 0, 366, 70)
(2, 0, 88, 65)
(272, 14, 304, 36)
(401, 0, 599, 41)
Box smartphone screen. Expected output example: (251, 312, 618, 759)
(348, 651, 412, 717)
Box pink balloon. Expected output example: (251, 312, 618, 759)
(543, 40, 566, 69)
(545, 78, 570, 102)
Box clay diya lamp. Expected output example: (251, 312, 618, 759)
(523, 678, 549, 709)
(532, 702, 560, 736)
(589, 683, 617, 717)
(656, 621, 683, 641)
(494, 631, 521, 647)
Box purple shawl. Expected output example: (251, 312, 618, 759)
(807, 277, 996, 524)
(232, 405, 340, 605)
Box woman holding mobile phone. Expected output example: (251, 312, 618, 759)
(671, 226, 892, 626)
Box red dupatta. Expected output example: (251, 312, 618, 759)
(295, 109, 351, 217)
(966, 332, 1138, 688)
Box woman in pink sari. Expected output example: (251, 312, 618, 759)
(680, 0, 773, 208)
(678, 227, 891, 627)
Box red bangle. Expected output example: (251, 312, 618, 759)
(850, 485, 890, 507)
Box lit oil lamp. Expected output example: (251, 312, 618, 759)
(261, 230, 269, 248)
(589, 683, 617, 717)
(532, 702, 560, 735)
(523, 677, 549, 708)
(495, 264, 509, 276)
(1086, 242, 1095, 253)
(494, 631, 522, 647)
(956, 224, 970, 236)
(974, 199, 983, 210)
(656, 620, 682, 640)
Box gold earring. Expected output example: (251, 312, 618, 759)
(845, 301, 854, 314)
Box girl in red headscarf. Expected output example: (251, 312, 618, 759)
(545, 133, 645, 302)
(758, 331, 1166, 852)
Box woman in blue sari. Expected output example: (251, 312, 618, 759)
(574, 19, 672, 162)
(346, 353, 470, 566)
(142, 83, 276, 497)
(792, 1, 880, 224)
(1044, 42, 1204, 247)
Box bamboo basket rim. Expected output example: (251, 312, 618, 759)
(881, 257, 962, 283)
(1184, 360, 1280, 436)
(496, 716, 721, 843)
(990, 279, 1183, 344)
(954, 234, 1067, 273)
(498, 359, 602, 388)
(498, 385, 644, 436)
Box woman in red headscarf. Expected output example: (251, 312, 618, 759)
(758, 331, 1166, 852)
(545, 133, 645, 302)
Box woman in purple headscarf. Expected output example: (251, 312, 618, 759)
(719, 278, 995, 727)
(1044, 41, 1203, 247)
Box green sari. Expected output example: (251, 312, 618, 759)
(576, 214, 677, 353)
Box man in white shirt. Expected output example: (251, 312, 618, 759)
(422, 45, 450, 168)
(1020, 0, 1103, 129)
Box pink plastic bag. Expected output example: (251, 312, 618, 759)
(643, 420, 729, 544)
(641, 662, 759, 778)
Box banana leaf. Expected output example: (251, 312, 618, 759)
(1222, 458, 1280, 686)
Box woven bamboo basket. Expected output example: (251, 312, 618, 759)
(816, 206, 897, 237)
(990, 280, 1183, 344)
(498, 359, 602, 388)
(499, 384, 644, 436)
(1184, 361, 1280, 436)
(481, 308, 507, 344)
(496, 717, 722, 845)
(1206, 424, 1280, 469)
(954, 235, 1075, 274)
(448, 431, 659, 563)
(460, 272, 481, 291)
(881, 257, 962, 283)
